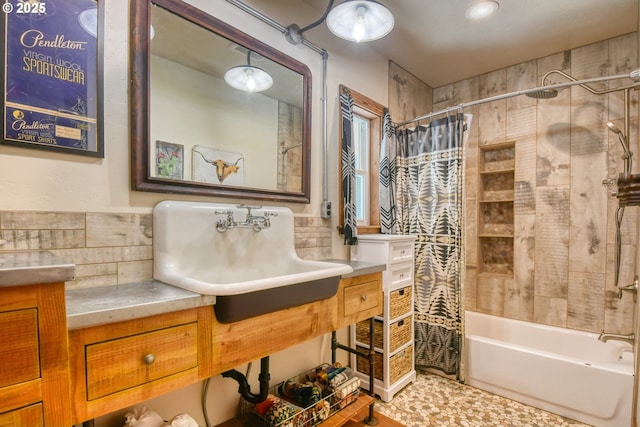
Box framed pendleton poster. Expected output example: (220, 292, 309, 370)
(1, 0, 103, 157)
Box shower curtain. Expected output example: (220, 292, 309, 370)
(390, 113, 467, 378)
(340, 87, 357, 245)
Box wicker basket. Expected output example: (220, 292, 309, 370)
(355, 317, 412, 353)
(355, 344, 413, 384)
(239, 365, 360, 427)
(355, 319, 383, 349)
(389, 286, 412, 319)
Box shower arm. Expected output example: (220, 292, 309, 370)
(542, 70, 638, 159)
(395, 70, 640, 128)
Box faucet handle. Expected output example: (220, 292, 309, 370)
(214, 209, 233, 216)
(618, 275, 638, 300)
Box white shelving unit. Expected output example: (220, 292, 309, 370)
(350, 234, 416, 402)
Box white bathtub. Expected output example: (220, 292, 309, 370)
(464, 311, 634, 427)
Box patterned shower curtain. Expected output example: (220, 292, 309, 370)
(393, 113, 466, 378)
(340, 87, 357, 245)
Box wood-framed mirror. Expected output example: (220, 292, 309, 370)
(130, 0, 312, 202)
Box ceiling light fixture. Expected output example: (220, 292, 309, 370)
(224, 50, 273, 93)
(326, 1, 394, 43)
(466, 0, 499, 20)
(286, 0, 394, 45)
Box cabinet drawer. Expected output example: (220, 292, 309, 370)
(86, 323, 198, 400)
(0, 309, 39, 388)
(0, 402, 43, 427)
(356, 316, 412, 354)
(356, 344, 413, 384)
(389, 242, 414, 264)
(389, 286, 412, 319)
(343, 280, 381, 318)
(388, 262, 413, 289)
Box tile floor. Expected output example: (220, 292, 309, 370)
(374, 373, 591, 426)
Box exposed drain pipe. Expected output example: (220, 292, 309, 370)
(225, 0, 332, 218)
(221, 356, 271, 403)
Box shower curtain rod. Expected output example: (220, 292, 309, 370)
(395, 70, 640, 128)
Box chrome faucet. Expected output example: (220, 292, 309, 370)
(598, 332, 635, 345)
(214, 205, 277, 232)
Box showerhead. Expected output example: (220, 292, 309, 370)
(525, 88, 558, 99)
(607, 121, 624, 136)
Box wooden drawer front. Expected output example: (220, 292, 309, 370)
(0, 403, 43, 427)
(86, 323, 198, 400)
(0, 309, 39, 388)
(388, 262, 413, 289)
(389, 242, 413, 264)
(343, 280, 381, 318)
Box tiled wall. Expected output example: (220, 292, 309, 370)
(0, 211, 331, 290)
(390, 32, 639, 334)
(441, 33, 638, 334)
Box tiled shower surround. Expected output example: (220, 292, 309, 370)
(0, 211, 332, 289)
(391, 31, 639, 335)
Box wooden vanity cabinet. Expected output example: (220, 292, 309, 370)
(68, 306, 213, 424)
(336, 272, 383, 329)
(0, 283, 71, 427)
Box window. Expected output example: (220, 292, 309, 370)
(338, 85, 385, 235)
(353, 114, 370, 225)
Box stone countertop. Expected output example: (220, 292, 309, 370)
(65, 280, 216, 330)
(0, 251, 75, 287)
(324, 259, 386, 278)
(66, 259, 385, 330)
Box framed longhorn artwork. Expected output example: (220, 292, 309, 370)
(192, 145, 244, 186)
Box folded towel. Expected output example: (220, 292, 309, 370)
(277, 379, 323, 407)
(264, 399, 299, 427)
(315, 363, 354, 389)
(333, 376, 360, 400)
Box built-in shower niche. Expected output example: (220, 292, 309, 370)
(478, 142, 515, 276)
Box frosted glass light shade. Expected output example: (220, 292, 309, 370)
(466, 1, 499, 19)
(224, 65, 273, 93)
(326, 1, 394, 43)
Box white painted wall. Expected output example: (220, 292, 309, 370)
(0, 0, 391, 425)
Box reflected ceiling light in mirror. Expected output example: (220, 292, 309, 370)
(326, 1, 394, 43)
(466, 0, 499, 20)
(224, 50, 273, 93)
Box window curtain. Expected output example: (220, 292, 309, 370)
(379, 108, 397, 234)
(340, 87, 357, 245)
(394, 113, 467, 378)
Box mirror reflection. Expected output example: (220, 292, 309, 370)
(131, 0, 311, 202)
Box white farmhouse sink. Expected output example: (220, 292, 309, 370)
(153, 200, 353, 322)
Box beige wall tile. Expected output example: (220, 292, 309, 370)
(567, 272, 605, 332)
(534, 296, 567, 327)
(86, 213, 152, 247)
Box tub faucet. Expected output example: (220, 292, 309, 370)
(598, 332, 635, 345)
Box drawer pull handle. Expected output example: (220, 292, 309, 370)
(398, 319, 404, 327)
(398, 289, 405, 296)
(144, 353, 156, 365)
(361, 295, 368, 302)
(400, 273, 404, 279)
